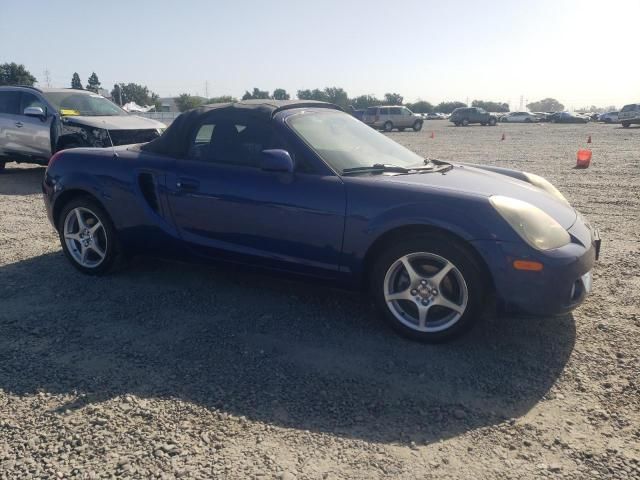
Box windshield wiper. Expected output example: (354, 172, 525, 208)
(342, 163, 410, 175)
(422, 158, 454, 173)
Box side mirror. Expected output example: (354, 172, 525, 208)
(260, 149, 294, 173)
(24, 106, 45, 118)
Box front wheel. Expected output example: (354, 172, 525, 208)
(461, 119, 469, 126)
(371, 235, 486, 342)
(383, 121, 393, 132)
(58, 196, 121, 275)
(413, 121, 423, 132)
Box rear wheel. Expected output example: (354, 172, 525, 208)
(488, 117, 497, 126)
(58, 196, 121, 275)
(383, 121, 393, 132)
(413, 121, 423, 132)
(622, 121, 631, 128)
(461, 119, 469, 126)
(371, 235, 486, 342)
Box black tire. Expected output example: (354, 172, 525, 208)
(0, 162, 5, 173)
(398, 127, 405, 132)
(524, 118, 532, 123)
(454, 122, 461, 127)
(622, 122, 630, 128)
(370, 234, 486, 342)
(383, 121, 393, 132)
(412, 121, 423, 132)
(461, 119, 469, 126)
(57, 196, 122, 276)
(481, 122, 487, 126)
(488, 117, 497, 126)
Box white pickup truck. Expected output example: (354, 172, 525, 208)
(618, 103, 640, 128)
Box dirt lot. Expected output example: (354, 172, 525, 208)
(1, 121, 639, 479)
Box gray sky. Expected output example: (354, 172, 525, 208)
(2, 0, 638, 109)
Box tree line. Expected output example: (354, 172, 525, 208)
(4, 62, 612, 114)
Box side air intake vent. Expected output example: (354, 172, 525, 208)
(138, 172, 160, 213)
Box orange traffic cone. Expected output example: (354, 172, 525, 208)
(587, 135, 592, 144)
(501, 133, 506, 141)
(430, 131, 435, 139)
(576, 149, 592, 168)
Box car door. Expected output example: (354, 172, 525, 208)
(389, 107, 402, 127)
(0, 90, 22, 158)
(16, 92, 52, 160)
(400, 107, 414, 127)
(165, 111, 347, 278)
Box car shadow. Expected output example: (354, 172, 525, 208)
(0, 164, 45, 195)
(0, 252, 575, 445)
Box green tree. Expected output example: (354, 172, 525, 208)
(0, 62, 36, 86)
(406, 101, 434, 113)
(526, 98, 564, 112)
(71, 72, 83, 89)
(471, 100, 509, 112)
(384, 93, 404, 105)
(111, 83, 161, 109)
(206, 95, 237, 104)
(350, 94, 380, 110)
(175, 94, 204, 112)
(242, 87, 270, 100)
(324, 87, 349, 108)
(435, 101, 467, 113)
(297, 88, 329, 102)
(272, 88, 290, 100)
(86, 72, 101, 93)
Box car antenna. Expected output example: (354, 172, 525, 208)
(103, 121, 118, 158)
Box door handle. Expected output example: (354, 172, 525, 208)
(176, 178, 200, 191)
(15, 122, 23, 128)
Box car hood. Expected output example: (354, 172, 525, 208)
(62, 115, 166, 130)
(376, 164, 577, 229)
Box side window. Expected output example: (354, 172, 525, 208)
(389, 107, 402, 115)
(379, 107, 389, 115)
(401, 107, 412, 115)
(20, 92, 46, 114)
(0, 91, 21, 114)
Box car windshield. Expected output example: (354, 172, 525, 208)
(286, 110, 423, 173)
(43, 92, 126, 116)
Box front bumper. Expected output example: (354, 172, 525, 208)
(471, 219, 600, 316)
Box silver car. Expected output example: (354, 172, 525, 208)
(501, 112, 539, 123)
(0, 86, 165, 171)
(363, 106, 424, 132)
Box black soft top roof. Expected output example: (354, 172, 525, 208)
(141, 100, 341, 158)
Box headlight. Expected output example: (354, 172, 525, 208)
(490, 195, 571, 250)
(523, 172, 569, 205)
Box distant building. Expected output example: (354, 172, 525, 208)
(159, 97, 178, 112)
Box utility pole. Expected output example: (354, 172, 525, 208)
(204, 81, 209, 98)
(43, 68, 51, 87)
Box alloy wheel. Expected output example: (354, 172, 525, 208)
(383, 252, 468, 333)
(63, 207, 108, 268)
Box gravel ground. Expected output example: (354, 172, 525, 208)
(0, 121, 638, 479)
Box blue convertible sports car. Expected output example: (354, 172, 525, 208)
(42, 100, 600, 342)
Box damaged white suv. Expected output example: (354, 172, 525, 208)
(0, 86, 165, 171)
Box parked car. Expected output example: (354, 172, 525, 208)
(0, 86, 165, 171)
(618, 103, 640, 127)
(449, 107, 497, 126)
(532, 112, 551, 122)
(43, 100, 600, 342)
(425, 112, 444, 120)
(501, 112, 540, 123)
(548, 112, 590, 124)
(363, 106, 423, 132)
(598, 111, 619, 123)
